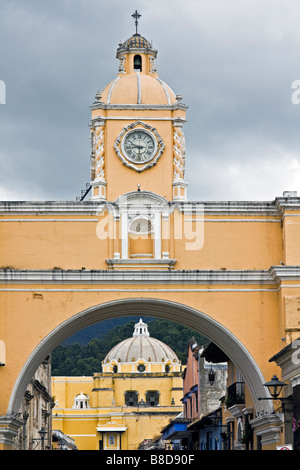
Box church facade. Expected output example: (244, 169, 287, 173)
(52, 319, 183, 450)
(1, 16, 300, 450)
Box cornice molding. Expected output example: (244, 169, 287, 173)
(90, 103, 188, 112)
(0, 414, 25, 447)
(0, 267, 286, 285)
(0, 201, 102, 215)
(1, 198, 300, 218)
(0, 199, 280, 215)
(269, 265, 300, 282)
(250, 413, 283, 445)
(275, 196, 300, 213)
(1, 266, 300, 286)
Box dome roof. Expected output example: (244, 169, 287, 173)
(103, 319, 180, 364)
(100, 73, 177, 106)
(75, 391, 88, 399)
(119, 34, 152, 50)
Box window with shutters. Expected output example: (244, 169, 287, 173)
(125, 391, 138, 406)
(145, 391, 159, 407)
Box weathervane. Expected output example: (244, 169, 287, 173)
(132, 10, 141, 35)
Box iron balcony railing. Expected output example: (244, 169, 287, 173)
(226, 382, 245, 408)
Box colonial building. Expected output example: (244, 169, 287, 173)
(161, 339, 227, 450)
(13, 357, 53, 450)
(51, 319, 183, 450)
(268, 337, 300, 450)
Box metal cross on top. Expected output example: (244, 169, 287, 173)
(132, 10, 141, 35)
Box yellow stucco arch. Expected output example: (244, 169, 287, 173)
(2, 22, 299, 450)
(7, 297, 273, 417)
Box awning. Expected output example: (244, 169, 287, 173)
(161, 419, 192, 440)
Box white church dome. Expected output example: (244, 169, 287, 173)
(103, 318, 180, 365)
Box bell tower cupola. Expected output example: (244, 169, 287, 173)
(89, 11, 188, 202)
(116, 10, 158, 76)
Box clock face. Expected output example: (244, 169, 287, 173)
(115, 122, 165, 172)
(123, 129, 157, 164)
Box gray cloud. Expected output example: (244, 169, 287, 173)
(1, 0, 300, 201)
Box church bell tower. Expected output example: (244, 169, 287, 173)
(89, 11, 188, 203)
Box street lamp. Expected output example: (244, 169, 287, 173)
(32, 427, 48, 450)
(263, 375, 287, 400)
(258, 374, 292, 411)
(208, 366, 215, 386)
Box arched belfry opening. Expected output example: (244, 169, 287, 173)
(134, 54, 142, 71)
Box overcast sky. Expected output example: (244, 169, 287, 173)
(1, 0, 300, 202)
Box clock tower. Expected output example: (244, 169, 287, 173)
(89, 13, 188, 203)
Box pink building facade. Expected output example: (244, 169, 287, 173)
(182, 339, 201, 419)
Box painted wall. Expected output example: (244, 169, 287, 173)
(52, 372, 183, 450)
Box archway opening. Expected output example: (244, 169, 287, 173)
(8, 298, 272, 416)
(134, 54, 142, 71)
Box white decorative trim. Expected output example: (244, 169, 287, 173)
(0, 217, 282, 223)
(242, 407, 254, 415)
(0, 267, 288, 284)
(0, 217, 282, 224)
(97, 426, 127, 432)
(106, 259, 176, 270)
(0, 415, 24, 446)
(121, 211, 128, 259)
(172, 179, 188, 201)
(228, 404, 244, 418)
(177, 201, 281, 216)
(149, 56, 157, 73)
(250, 413, 283, 446)
(201, 219, 281, 222)
(0, 284, 296, 292)
(90, 177, 107, 201)
(107, 76, 120, 104)
(154, 211, 161, 259)
(0, 201, 107, 215)
(271, 345, 300, 382)
(1, 199, 297, 216)
(270, 266, 300, 282)
(115, 190, 168, 207)
(156, 78, 171, 105)
(91, 116, 186, 122)
(93, 121, 105, 181)
(136, 71, 141, 104)
(118, 56, 126, 73)
(90, 103, 188, 111)
(0, 288, 280, 292)
(172, 124, 186, 182)
(0, 219, 99, 222)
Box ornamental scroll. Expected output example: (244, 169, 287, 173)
(173, 124, 186, 181)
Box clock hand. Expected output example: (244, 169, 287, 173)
(131, 143, 144, 150)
